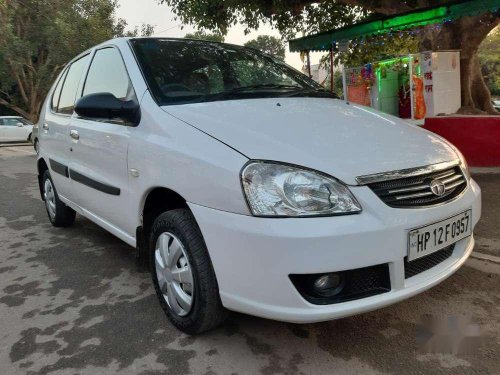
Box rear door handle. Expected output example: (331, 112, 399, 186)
(42, 123, 49, 130)
(70, 130, 79, 140)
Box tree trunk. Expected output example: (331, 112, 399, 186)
(420, 13, 499, 114)
(470, 55, 497, 114)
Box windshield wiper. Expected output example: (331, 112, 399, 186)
(229, 84, 303, 92)
(284, 88, 339, 99)
(197, 85, 332, 103)
(199, 84, 303, 102)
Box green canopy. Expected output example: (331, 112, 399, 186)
(289, 0, 500, 52)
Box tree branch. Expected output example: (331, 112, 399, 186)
(0, 96, 31, 119)
(262, 0, 416, 17)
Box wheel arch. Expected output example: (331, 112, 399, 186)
(136, 186, 192, 270)
(140, 186, 189, 235)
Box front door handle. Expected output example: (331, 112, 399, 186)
(70, 130, 79, 140)
(42, 123, 49, 130)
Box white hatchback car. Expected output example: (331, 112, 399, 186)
(0, 116, 33, 142)
(37, 38, 481, 334)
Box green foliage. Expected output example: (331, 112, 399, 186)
(184, 30, 225, 42)
(244, 35, 286, 60)
(337, 33, 419, 68)
(124, 23, 156, 37)
(479, 27, 500, 96)
(320, 70, 343, 98)
(0, 0, 153, 121)
(162, 0, 366, 40)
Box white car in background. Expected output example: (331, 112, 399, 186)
(37, 38, 481, 334)
(0, 116, 33, 143)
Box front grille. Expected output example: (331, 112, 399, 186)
(404, 245, 455, 279)
(290, 263, 391, 305)
(368, 166, 467, 208)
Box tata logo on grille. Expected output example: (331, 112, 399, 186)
(430, 180, 446, 196)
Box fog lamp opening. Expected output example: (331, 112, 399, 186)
(289, 263, 391, 305)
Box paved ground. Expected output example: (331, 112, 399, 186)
(1, 144, 499, 375)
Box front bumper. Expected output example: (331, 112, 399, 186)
(189, 179, 481, 323)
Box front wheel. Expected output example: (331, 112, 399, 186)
(34, 139, 39, 155)
(42, 170, 76, 227)
(150, 208, 227, 334)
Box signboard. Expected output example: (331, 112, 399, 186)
(421, 51, 434, 117)
(420, 51, 461, 117)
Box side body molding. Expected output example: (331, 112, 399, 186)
(48, 158, 120, 196)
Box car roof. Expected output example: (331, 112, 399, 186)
(0, 116, 22, 119)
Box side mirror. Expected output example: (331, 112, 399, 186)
(74, 93, 141, 126)
(16, 122, 24, 127)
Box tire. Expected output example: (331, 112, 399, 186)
(34, 139, 39, 155)
(42, 170, 76, 227)
(150, 208, 227, 334)
(27, 133, 32, 142)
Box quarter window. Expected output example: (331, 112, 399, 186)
(83, 47, 135, 101)
(57, 54, 90, 115)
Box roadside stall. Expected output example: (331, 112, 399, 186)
(343, 51, 461, 123)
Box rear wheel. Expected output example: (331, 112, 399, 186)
(150, 208, 227, 334)
(34, 139, 39, 155)
(42, 170, 76, 227)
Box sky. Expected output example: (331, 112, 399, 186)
(115, 0, 325, 71)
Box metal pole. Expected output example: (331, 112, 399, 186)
(306, 51, 312, 78)
(409, 54, 415, 120)
(342, 67, 348, 103)
(330, 45, 334, 93)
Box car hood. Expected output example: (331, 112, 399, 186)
(162, 98, 458, 185)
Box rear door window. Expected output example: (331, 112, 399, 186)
(57, 54, 90, 115)
(51, 68, 68, 112)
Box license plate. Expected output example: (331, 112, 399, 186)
(408, 210, 472, 262)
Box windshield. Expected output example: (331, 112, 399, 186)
(130, 38, 329, 106)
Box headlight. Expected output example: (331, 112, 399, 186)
(241, 161, 362, 217)
(452, 148, 470, 181)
